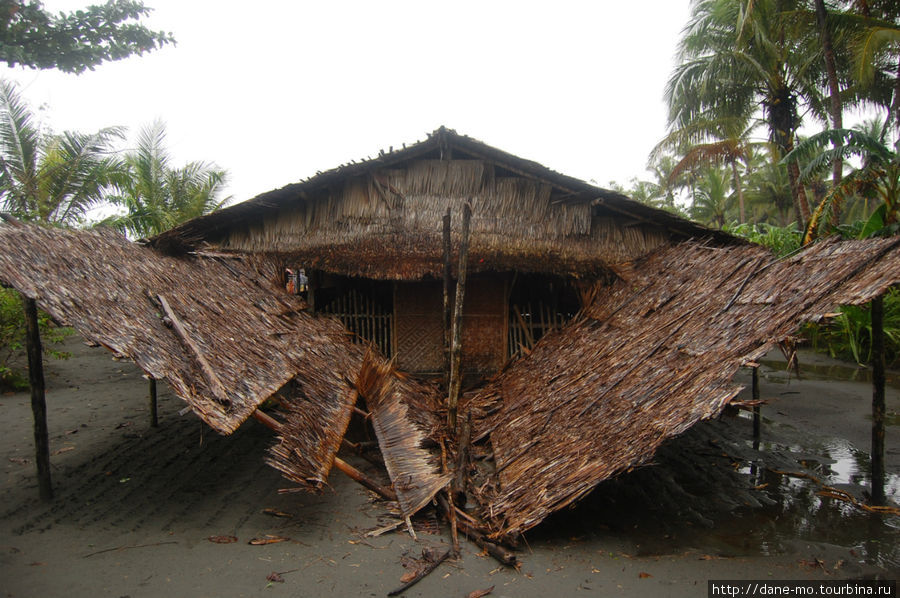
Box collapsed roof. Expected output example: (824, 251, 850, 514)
(1, 128, 898, 542)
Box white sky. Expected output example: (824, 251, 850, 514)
(1, 1, 692, 205)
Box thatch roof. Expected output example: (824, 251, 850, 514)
(466, 236, 900, 539)
(2, 224, 898, 540)
(0, 222, 363, 489)
(150, 128, 739, 279)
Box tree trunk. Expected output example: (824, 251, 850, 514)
(730, 160, 746, 224)
(787, 158, 811, 228)
(816, 0, 844, 185)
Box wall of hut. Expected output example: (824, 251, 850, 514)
(309, 270, 578, 379)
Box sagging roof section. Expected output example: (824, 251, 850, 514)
(467, 236, 900, 539)
(149, 128, 738, 279)
(3, 222, 899, 536)
(357, 353, 452, 517)
(0, 222, 364, 488)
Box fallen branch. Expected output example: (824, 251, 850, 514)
(387, 548, 451, 597)
(82, 541, 178, 558)
(437, 495, 518, 568)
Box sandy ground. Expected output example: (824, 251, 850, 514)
(0, 336, 898, 598)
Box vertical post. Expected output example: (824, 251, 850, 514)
(442, 208, 452, 383)
(752, 366, 761, 443)
(447, 202, 472, 433)
(308, 270, 318, 312)
(871, 295, 886, 506)
(23, 296, 52, 500)
(148, 377, 158, 428)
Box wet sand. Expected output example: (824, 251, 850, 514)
(0, 336, 897, 597)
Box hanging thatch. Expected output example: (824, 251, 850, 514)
(466, 236, 900, 539)
(356, 352, 451, 517)
(0, 222, 359, 442)
(150, 128, 737, 279)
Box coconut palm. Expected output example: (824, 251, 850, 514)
(688, 166, 734, 227)
(103, 120, 229, 238)
(784, 120, 900, 241)
(0, 79, 124, 225)
(666, 0, 834, 227)
(655, 114, 759, 223)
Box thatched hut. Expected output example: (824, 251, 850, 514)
(2, 127, 898, 545)
(152, 127, 734, 379)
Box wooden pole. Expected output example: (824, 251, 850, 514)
(157, 294, 230, 407)
(442, 208, 452, 383)
(250, 409, 398, 502)
(148, 377, 158, 428)
(752, 366, 761, 442)
(448, 203, 471, 432)
(871, 295, 886, 506)
(23, 296, 52, 500)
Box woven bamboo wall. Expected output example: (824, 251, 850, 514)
(393, 276, 507, 375)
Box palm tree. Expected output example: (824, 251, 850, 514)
(0, 79, 124, 225)
(654, 114, 758, 223)
(103, 121, 229, 238)
(688, 166, 734, 227)
(666, 0, 833, 228)
(784, 120, 899, 240)
(849, 0, 900, 135)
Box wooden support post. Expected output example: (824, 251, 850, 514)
(148, 377, 158, 428)
(871, 295, 886, 506)
(752, 366, 761, 442)
(23, 296, 52, 500)
(448, 202, 472, 432)
(442, 208, 452, 383)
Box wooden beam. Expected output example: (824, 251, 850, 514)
(448, 202, 472, 432)
(23, 296, 52, 500)
(871, 294, 886, 506)
(157, 294, 230, 407)
(251, 409, 398, 502)
(442, 208, 452, 383)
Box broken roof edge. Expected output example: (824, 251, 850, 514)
(148, 127, 740, 255)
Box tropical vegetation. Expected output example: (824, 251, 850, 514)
(615, 0, 900, 367)
(0, 0, 173, 73)
(100, 120, 228, 238)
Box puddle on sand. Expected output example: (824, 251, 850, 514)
(527, 362, 900, 571)
(758, 357, 900, 390)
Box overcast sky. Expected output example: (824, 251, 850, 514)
(2, 1, 693, 205)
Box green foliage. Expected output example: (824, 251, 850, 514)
(722, 221, 802, 256)
(0, 287, 72, 391)
(100, 120, 229, 238)
(0, 0, 174, 73)
(0, 78, 126, 225)
(803, 287, 900, 367)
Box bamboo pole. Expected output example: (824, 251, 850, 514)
(442, 207, 452, 382)
(871, 295, 886, 506)
(148, 377, 158, 428)
(157, 294, 230, 407)
(23, 296, 52, 500)
(752, 367, 761, 442)
(448, 202, 472, 432)
(250, 409, 398, 502)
